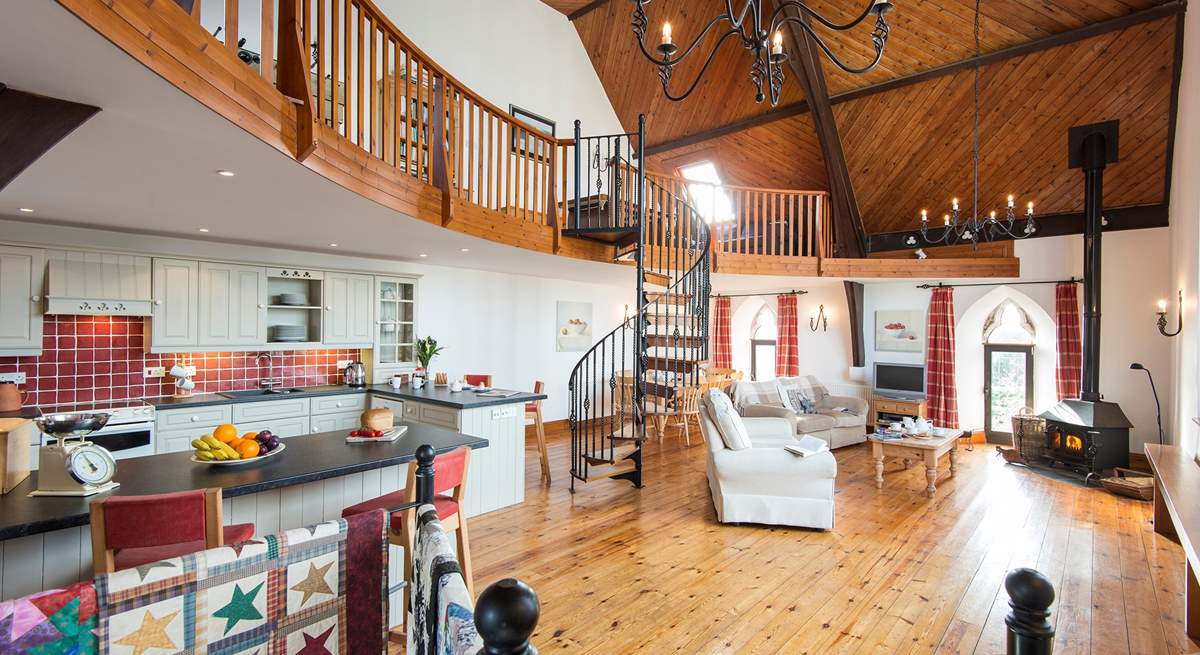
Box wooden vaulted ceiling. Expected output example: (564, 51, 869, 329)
(544, 0, 1181, 239)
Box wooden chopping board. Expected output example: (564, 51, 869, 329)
(0, 417, 33, 494)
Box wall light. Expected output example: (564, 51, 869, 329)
(18, 208, 34, 213)
(809, 304, 828, 332)
(216, 170, 236, 177)
(1156, 290, 1183, 337)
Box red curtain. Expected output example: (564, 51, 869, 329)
(712, 296, 732, 369)
(925, 287, 959, 428)
(1055, 282, 1082, 401)
(775, 294, 800, 377)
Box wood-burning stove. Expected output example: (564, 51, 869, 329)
(1039, 399, 1130, 482)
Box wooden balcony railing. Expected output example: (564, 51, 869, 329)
(644, 171, 830, 259)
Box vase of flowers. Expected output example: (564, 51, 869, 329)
(414, 336, 445, 382)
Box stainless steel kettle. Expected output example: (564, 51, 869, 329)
(343, 361, 367, 387)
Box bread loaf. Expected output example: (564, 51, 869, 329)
(361, 407, 394, 431)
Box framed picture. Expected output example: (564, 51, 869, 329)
(875, 310, 925, 353)
(556, 301, 593, 352)
(510, 105, 555, 161)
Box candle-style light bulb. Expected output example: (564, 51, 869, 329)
(943, 214, 950, 226)
(989, 210, 997, 221)
(921, 209, 928, 223)
(1007, 195, 1015, 208)
(952, 197, 959, 211)
(1158, 299, 1169, 312)
(771, 31, 784, 56)
(661, 22, 673, 46)
(1027, 201, 1034, 215)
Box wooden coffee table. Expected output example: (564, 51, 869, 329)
(870, 431, 961, 497)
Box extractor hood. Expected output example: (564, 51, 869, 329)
(44, 250, 153, 316)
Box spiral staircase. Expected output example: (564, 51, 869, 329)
(564, 116, 712, 491)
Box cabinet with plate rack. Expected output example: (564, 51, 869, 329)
(265, 268, 324, 345)
(373, 276, 418, 381)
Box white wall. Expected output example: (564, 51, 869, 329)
(863, 228, 1173, 452)
(377, 0, 623, 138)
(1169, 1, 1200, 456)
(0, 220, 633, 423)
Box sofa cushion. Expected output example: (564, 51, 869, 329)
(819, 410, 866, 428)
(732, 379, 784, 412)
(778, 384, 816, 414)
(795, 413, 837, 433)
(706, 389, 752, 450)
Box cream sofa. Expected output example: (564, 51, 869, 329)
(699, 391, 837, 529)
(733, 376, 869, 449)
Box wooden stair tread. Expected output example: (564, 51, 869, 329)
(586, 462, 639, 481)
(646, 334, 707, 347)
(642, 271, 672, 288)
(583, 445, 639, 466)
(644, 291, 692, 305)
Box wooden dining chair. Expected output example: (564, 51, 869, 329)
(464, 374, 493, 387)
(670, 384, 709, 446)
(89, 488, 256, 575)
(342, 447, 473, 635)
(525, 381, 550, 483)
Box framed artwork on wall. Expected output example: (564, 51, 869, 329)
(510, 104, 555, 161)
(556, 301, 593, 352)
(875, 310, 924, 353)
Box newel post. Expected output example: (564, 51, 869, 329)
(431, 76, 455, 226)
(475, 578, 540, 655)
(1005, 568, 1056, 655)
(413, 444, 436, 505)
(276, 0, 317, 161)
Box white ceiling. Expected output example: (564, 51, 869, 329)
(0, 0, 628, 285)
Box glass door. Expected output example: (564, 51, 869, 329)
(376, 278, 415, 367)
(751, 339, 777, 382)
(984, 344, 1033, 443)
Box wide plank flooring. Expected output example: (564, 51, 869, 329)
(402, 426, 1195, 654)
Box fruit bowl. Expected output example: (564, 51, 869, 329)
(191, 442, 286, 466)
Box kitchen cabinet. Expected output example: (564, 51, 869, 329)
(45, 250, 151, 316)
(309, 411, 360, 433)
(151, 259, 199, 349)
(198, 262, 267, 346)
(0, 246, 44, 355)
(323, 272, 374, 345)
(373, 276, 417, 380)
(232, 397, 311, 424)
(369, 396, 405, 425)
(240, 417, 310, 439)
(310, 394, 367, 415)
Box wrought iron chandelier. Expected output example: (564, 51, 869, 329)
(915, 0, 1036, 246)
(631, 0, 895, 106)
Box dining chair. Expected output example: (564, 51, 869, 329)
(464, 374, 493, 388)
(670, 384, 709, 446)
(89, 488, 256, 575)
(525, 381, 550, 483)
(342, 447, 473, 633)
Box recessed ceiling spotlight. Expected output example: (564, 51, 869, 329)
(419, 253, 427, 258)
(329, 243, 339, 247)
(460, 248, 470, 253)
(216, 170, 236, 177)
(198, 227, 210, 233)
(18, 208, 33, 213)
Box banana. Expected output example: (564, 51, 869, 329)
(210, 450, 228, 461)
(194, 450, 215, 461)
(202, 435, 224, 449)
(220, 444, 240, 460)
(192, 439, 211, 451)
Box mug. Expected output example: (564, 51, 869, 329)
(450, 380, 464, 393)
(390, 376, 405, 389)
(889, 421, 903, 432)
(411, 377, 425, 389)
(902, 417, 916, 430)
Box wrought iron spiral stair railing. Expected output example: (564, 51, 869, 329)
(566, 117, 712, 490)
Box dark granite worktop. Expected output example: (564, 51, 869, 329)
(143, 384, 545, 411)
(0, 423, 487, 541)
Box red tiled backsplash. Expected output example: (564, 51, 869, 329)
(0, 316, 361, 408)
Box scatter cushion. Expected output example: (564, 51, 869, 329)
(706, 389, 752, 450)
(776, 382, 815, 414)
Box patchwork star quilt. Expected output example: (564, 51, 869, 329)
(0, 582, 98, 654)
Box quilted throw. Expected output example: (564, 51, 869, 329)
(0, 582, 98, 653)
(95, 509, 387, 655)
(408, 505, 481, 655)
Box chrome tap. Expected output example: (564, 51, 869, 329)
(256, 352, 281, 389)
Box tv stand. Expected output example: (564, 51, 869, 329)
(870, 394, 928, 429)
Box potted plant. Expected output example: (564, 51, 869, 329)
(414, 336, 445, 381)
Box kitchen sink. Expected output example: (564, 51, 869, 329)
(217, 388, 306, 398)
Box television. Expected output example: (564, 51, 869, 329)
(873, 362, 926, 400)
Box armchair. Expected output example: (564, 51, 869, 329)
(699, 392, 836, 529)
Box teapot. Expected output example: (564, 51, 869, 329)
(913, 418, 932, 434)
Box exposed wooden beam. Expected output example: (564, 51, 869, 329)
(645, 1, 1185, 155)
(776, 3, 865, 258)
(0, 85, 100, 191)
(1163, 11, 1186, 204)
(567, 0, 610, 22)
(863, 203, 1168, 253)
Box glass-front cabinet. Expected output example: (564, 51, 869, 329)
(374, 276, 417, 380)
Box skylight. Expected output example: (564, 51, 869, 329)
(679, 161, 734, 223)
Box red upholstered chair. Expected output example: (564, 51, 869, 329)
(526, 381, 550, 483)
(89, 488, 255, 575)
(463, 374, 492, 388)
(341, 447, 473, 628)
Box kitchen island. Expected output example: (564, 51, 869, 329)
(0, 424, 485, 610)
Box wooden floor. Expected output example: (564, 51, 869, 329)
(406, 425, 1198, 654)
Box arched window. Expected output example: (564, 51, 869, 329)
(983, 300, 1036, 344)
(750, 306, 778, 381)
(982, 299, 1035, 440)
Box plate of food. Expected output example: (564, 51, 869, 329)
(347, 426, 407, 443)
(191, 426, 285, 465)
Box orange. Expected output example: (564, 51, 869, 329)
(214, 423, 238, 443)
(229, 438, 246, 450)
(242, 432, 258, 442)
(235, 441, 260, 459)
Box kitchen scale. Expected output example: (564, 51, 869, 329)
(30, 412, 119, 497)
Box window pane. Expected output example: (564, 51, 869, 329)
(680, 162, 734, 223)
(989, 351, 1029, 432)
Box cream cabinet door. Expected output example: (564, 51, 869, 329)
(323, 272, 373, 345)
(0, 246, 45, 353)
(151, 258, 199, 348)
(198, 262, 267, 346)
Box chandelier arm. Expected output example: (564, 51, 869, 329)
(769, 1, 878, 33)
(634, 9, 740, 68)
(658, 29, 746, 102)
(723, 0, 759, 42)
(776, 15, 888, 74)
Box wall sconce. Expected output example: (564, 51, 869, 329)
(1157, 290, 1183, 337)
(809, 304, 828, 332)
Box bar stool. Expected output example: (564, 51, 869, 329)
(341, 447, 473, 628)
(464, 374, 493, 388)
(526, 381, 550, 483)
(89, 488, 256, 575)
